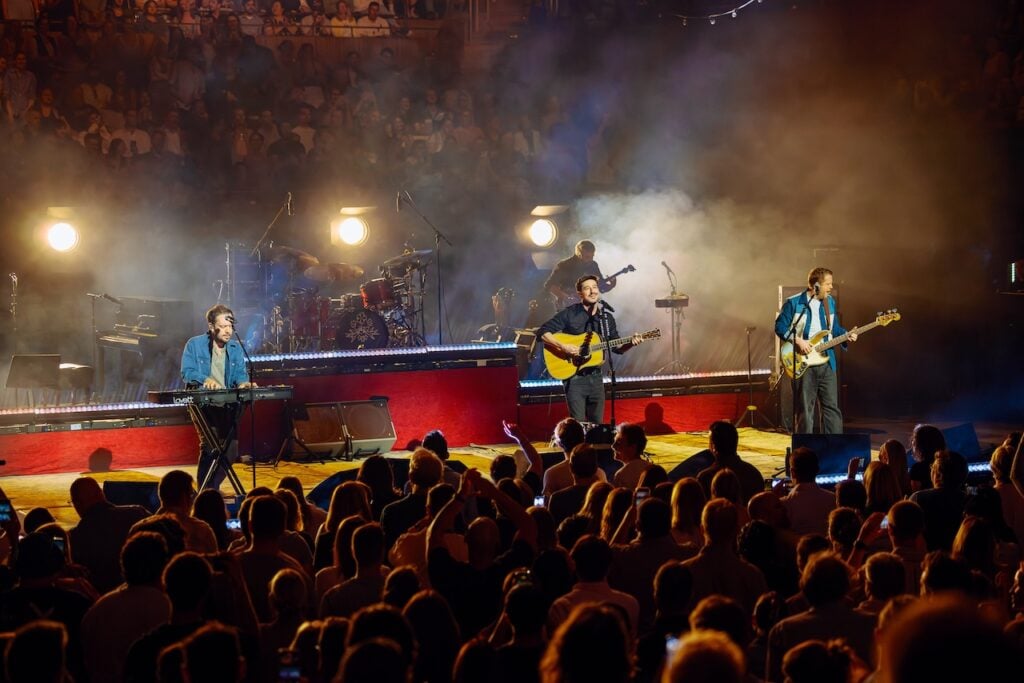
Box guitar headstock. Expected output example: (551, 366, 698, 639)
(643, 329, 661, 340)
(875, 309, 901, 326)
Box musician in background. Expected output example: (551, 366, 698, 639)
(774, 267, 857, 435)
(539, 275, 642, 423)
(544, 240, 616, 310)
(181, 304, 254, 490)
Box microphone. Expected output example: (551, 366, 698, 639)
(286, 192, 293, 216)
(599, 300, 615, 313)
(813, 282, 821, 295)
(102, 293, 122, 305)
(661, 261, 674, 275)
(8, 273, 16, 284)
(395, 190, 402, 213)
(226, 315, 237, 325)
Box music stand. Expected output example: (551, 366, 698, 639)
(6, 354, 61, 407)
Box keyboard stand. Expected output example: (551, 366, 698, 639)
(189, 402, 247, 497)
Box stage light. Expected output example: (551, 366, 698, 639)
(331, 207, 374, 247)
(332, 216, 369, 246)
(528, 219, 558, 248)
(336, 217, 369, 245)
(47, 222, 79, 252)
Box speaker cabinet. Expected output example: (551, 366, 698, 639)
(103, 480, 160, 513)
(290, 399, 397, 460)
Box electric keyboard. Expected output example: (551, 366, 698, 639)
(148, 386, 293, 406)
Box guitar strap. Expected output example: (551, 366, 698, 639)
(823, 296, 833, 335)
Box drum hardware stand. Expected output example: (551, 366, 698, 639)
(734, 326, 777, 430)
(396, 190, 453, 344)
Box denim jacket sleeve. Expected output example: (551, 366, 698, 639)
(181, 335, 209, 386)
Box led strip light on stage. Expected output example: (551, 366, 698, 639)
(519, 368, 772, 389)
(252, 342, 518, 363)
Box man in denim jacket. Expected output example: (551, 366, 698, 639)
(774, 268, 857, 434)
(181, 304, 254, 489)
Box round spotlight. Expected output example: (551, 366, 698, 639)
(47, 222, 79, 252)
(333, 217, 369, 246)
(528, 219, 558, 248)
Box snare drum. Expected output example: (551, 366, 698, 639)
(331, 309, 389, 349)
(360, 278, 398, 310)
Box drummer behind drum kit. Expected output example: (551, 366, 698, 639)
(225, 243, 433, 353)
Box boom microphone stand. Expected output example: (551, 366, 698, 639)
(232, 320, 257, 490)
(397, 191, 453, 344)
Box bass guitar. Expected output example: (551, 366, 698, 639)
(552, 264, 636, 309)
(780, 310, 901, 379)
(544, 329, 661, 380)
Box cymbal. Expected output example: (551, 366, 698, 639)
(382, 249, 433, 269)
(266, 245, 320, 271)
(303, 263, 366, 283)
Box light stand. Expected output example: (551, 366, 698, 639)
(398, 191, 453, 344)
(734, 326, 776, 430)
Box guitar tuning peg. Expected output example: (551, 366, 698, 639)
(876, 311, 882, 317)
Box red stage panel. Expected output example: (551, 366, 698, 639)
(516, 391, 763, 441)
(241, 365, 521, 457)
(0, 425, 198, 476)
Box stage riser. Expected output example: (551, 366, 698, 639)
(240, 365, 521, 456)
(0, 425, 198, 476)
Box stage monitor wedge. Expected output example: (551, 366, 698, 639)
(290, 399, 397, 461)
(790, 433, 872, 484)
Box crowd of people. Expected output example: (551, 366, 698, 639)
(0, 1, 1022, 214)
(0, 418, 1023, 682)
(0, 0, 569, 217)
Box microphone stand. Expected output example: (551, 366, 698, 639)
(785, 292, 814, 434)
(233, 328, 257, 490)
(398, 192, 453, 344)
(8, 274, 17, 353)
(597, 302, 617, 427)
(250, 194, 292, 258)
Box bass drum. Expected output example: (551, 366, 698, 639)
(331, 309, 389, 350)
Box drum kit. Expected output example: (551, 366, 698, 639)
(226, 243, 432, 353)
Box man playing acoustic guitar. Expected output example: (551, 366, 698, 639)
(539, 275, 644, 423)
(774, 267, 857, 434)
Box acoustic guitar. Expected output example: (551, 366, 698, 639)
(543, 329, 661, 380)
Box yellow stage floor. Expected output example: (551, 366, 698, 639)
(1, 428, 796, 529)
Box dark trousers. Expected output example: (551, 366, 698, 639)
(195, 404, 241, 490)
(798, 363, 843, 434)
(564, 371, 604, 423)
